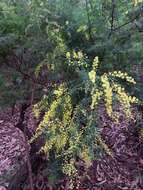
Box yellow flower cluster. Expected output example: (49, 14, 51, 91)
(109, 71, 136, 84)
(92, 56, 99, 70)
(88, 70, 96, 83)
(113, 84, 131, 117)
(66, 51, 83, 59)
(31, 84, 65, 142)
(62, 159, 77, 176)
(80, 146, 92, 167)
(88, 56, 99, 83)
(128, 96, 139, 104)
(66, 50, 86, 68)
(101, 74, 113, 116)
(42, 129, 67, 155)
(134, 0, 141, 6)
(88, 57, 139, 118)
(66, 52, 70, 59)
(55, 132, 68, 151)
(40, 99, 61, 128)
(73, 51, 83, 59)
(33, 103, 41, 118)
(30, 87, 63, 143)
(33, 96, 49, 119)
(54, 83, 65, 97)
(113, 83, 139, 117)
(31, 84, 73, 156)
(62, 94, 72, 125)
(41, 114, 70, 154)
(96, 136, 113, 157)
(42, 139, 55, 155)
(63, 162, 77, 190)
(91, 89, 102, 109)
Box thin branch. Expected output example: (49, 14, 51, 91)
(85, 0, 93, 41)
(112, 15, 139, 32)
(88, 0, 94, 12)
(5, 54, 55, 89)
(108, 0, 116, 38)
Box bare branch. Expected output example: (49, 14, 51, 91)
(108, 0, 116, 38)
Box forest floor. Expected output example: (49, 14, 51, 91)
(0, 106, 143, 190)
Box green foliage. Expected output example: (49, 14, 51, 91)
(0, 0, 143, 187)
(1, 0, 143, 107)
(0, 0, 66, 107)
(37, 0, 143, 99)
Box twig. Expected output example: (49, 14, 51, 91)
(108, 0, 116, 38)
(85, 0, 93, 41)
(112, 15, 139, 32)
(5, 54, 55, 89)
(30, 82, 35, 106)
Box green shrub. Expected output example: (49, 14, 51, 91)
(31, 53, 139, 187)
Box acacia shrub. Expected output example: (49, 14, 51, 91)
(31, 52, 139, 188)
